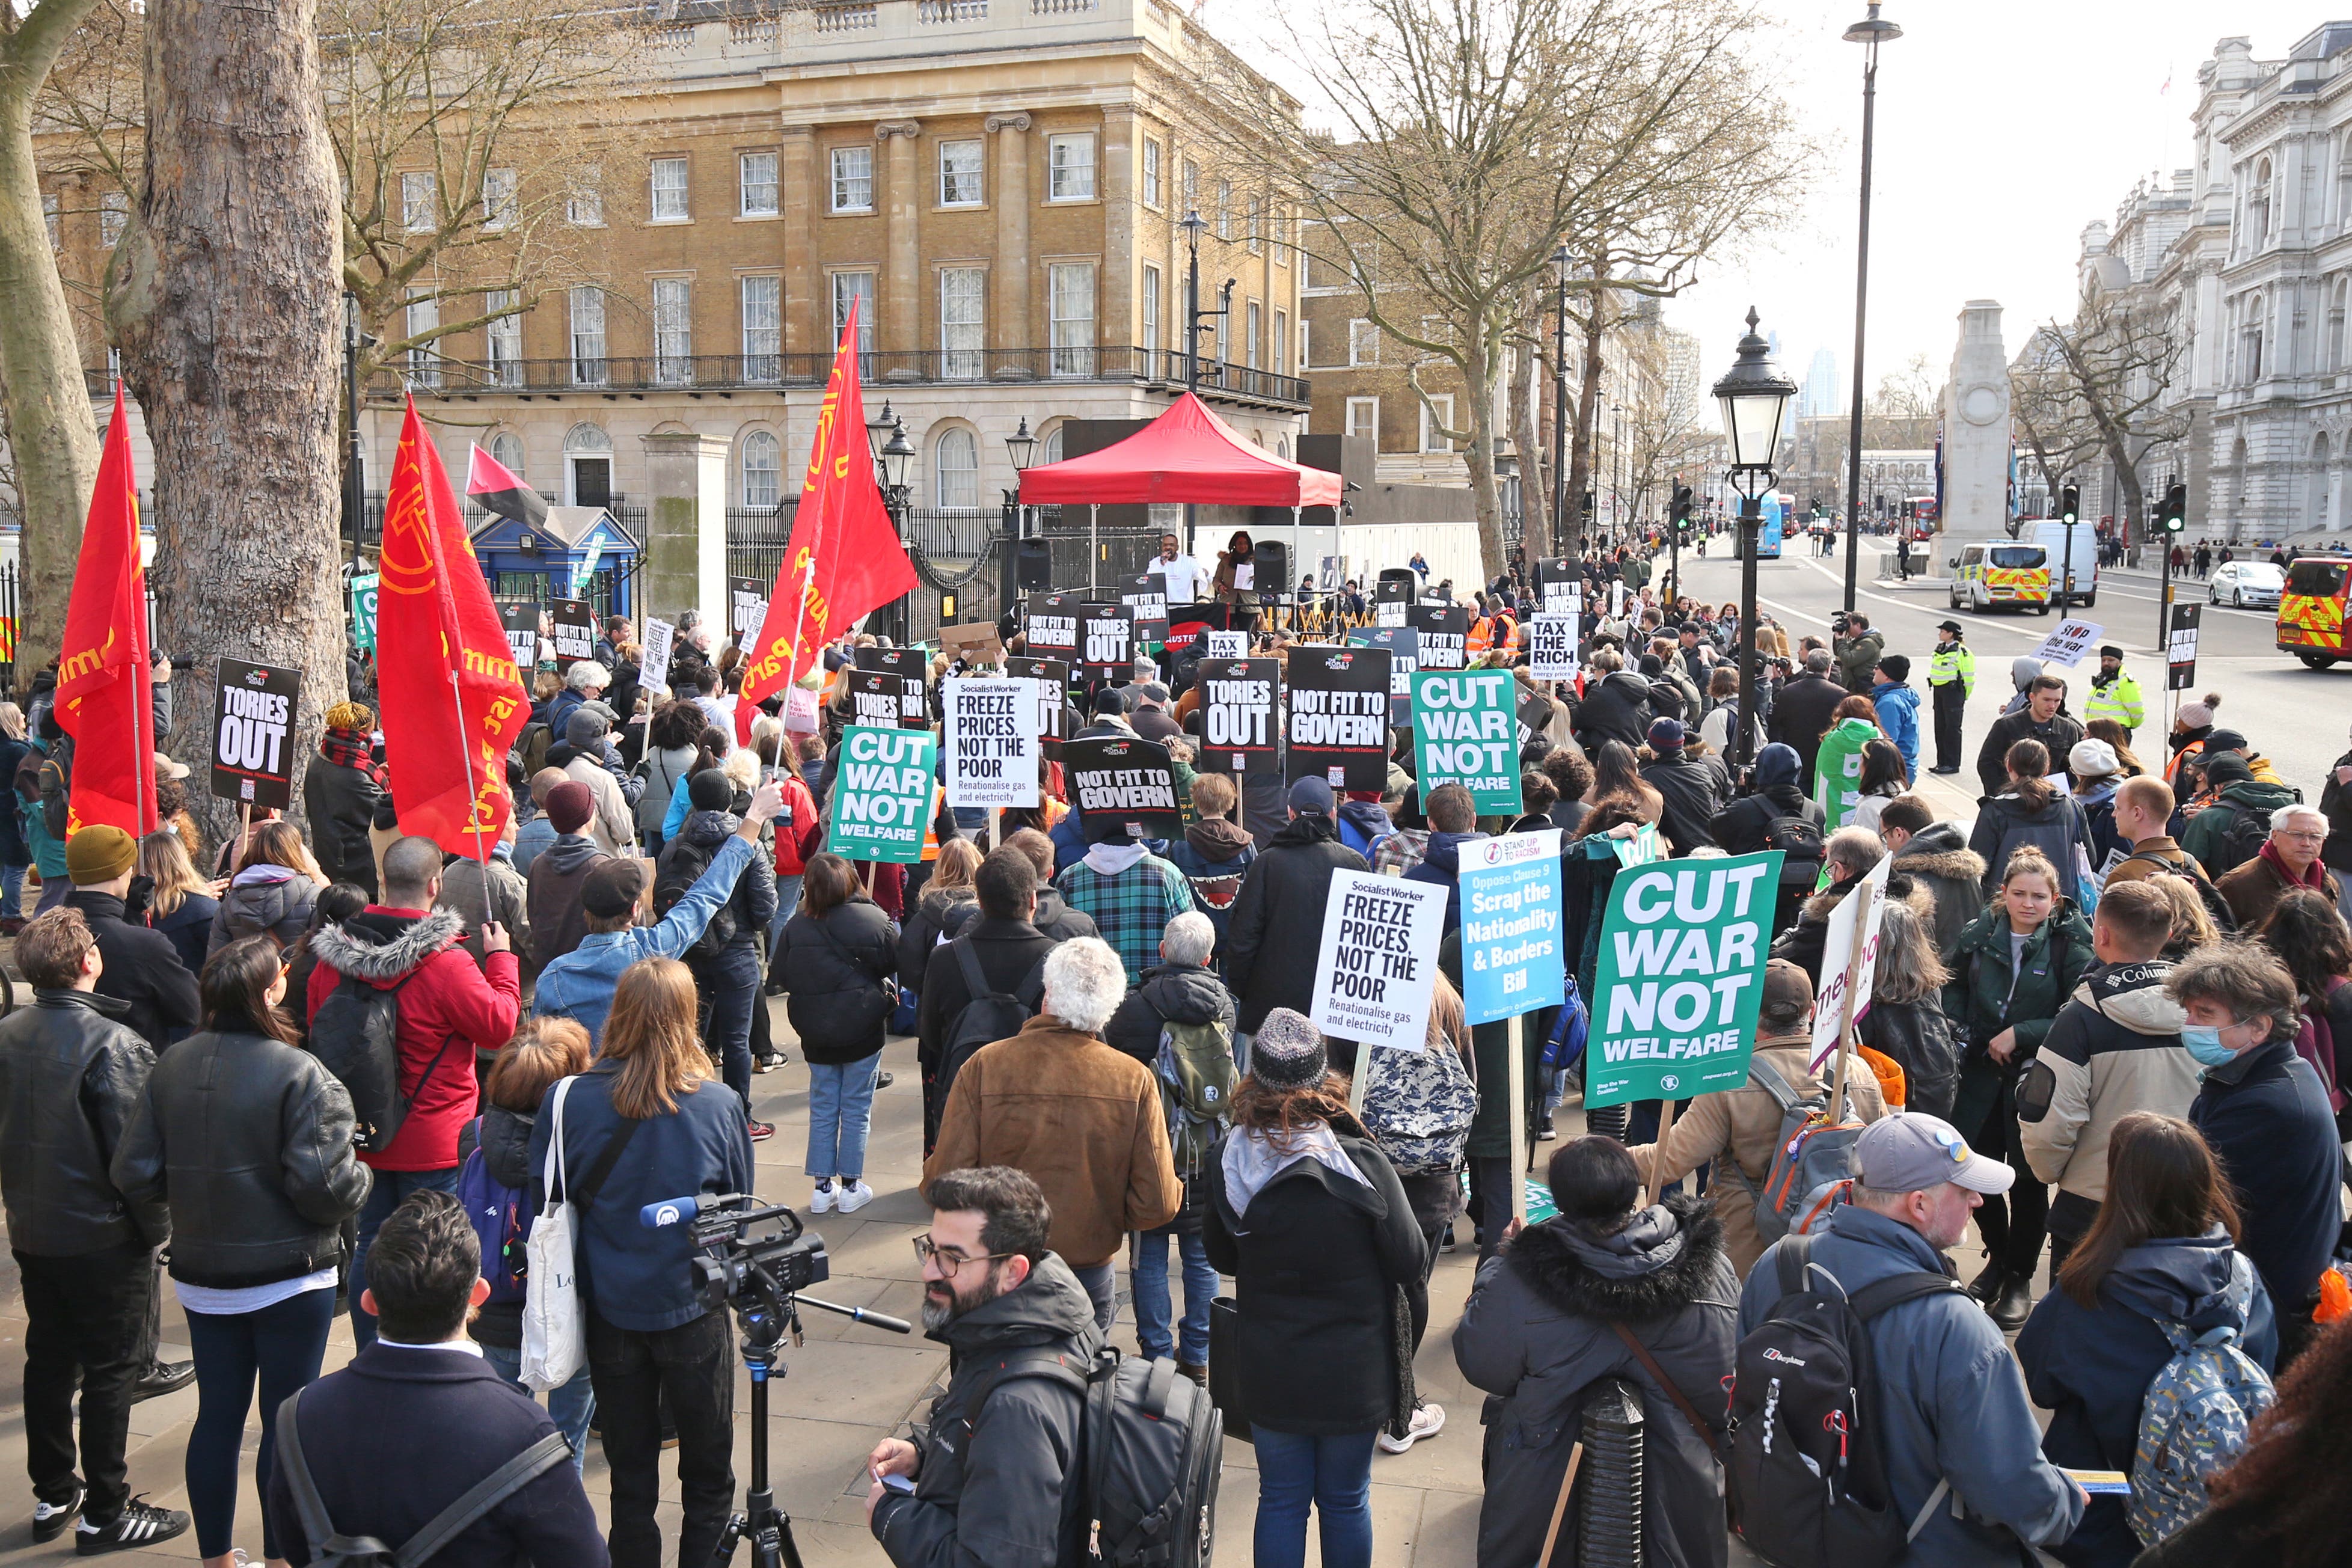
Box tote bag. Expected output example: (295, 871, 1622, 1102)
(520, 1076, 586, 1392)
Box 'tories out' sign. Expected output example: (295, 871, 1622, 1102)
(1584, 850, 1783, 1107)
(211, 658, 302, 810)
(1410, 669, 1521, 816)
(825, 724, 937, 863)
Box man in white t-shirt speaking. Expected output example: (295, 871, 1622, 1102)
(1149, 531, 1210, 604)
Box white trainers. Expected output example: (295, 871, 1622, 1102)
(836, 1180, 876, 1214)
(808, 1182, 836, 1214)
(1377, 1401, 1445, 1454)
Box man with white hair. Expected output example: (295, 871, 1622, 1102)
(539, 655, 610, 739)
(2216, 802, 2341, 930)
(923, 938, 1183, 1331)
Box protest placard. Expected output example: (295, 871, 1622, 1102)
(349, 574, 379, 652)
(640, 618, 675, 690)
(1005, 657, 1069, 755)
(1534, 559, 1581, 619)
(1407, 603, 1468, 670)
(856, 646, 931, 722)
(939, 620, 1005, 664)
(1609, 581, 1627, 619)
(825, 725, 937, 863)
(2033, 618, 2104, 667)
(1204, 629, 1248, 660)
(1459, 830, 1564, 1026)
(1285, 645, 1391, 791)
(1526, 616, 1576, 681)
(2166, 604, 2200, 691)
(1024, 592, 1083, 659)
(729, 577, 770, 645)
(210, 658, 302, 810)
(943, 677, 1040, 808)
(1584, 850, 1783, 1107)
(1309, 870, 1447, 1050)
(1374, 578, 1410, 627)
(1196, 658, 1282, 774)
(1082, 602, 1137, 680)
(1811, 852, 1893, 1074)
(846, 670, 920, 730)
(1411, 669, 1522, 815)
(1062, 735, 1184, 843)
(549, 598, 595, 668)
(1514, 691, 1555, 755)
(1119, 572, 1169, 645)
(1345, 625, 1418, 726)
(497, 601, 539, 670)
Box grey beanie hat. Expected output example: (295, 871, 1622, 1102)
(565, 707, 611, 747)
(1249, 1008, 1328, 1091)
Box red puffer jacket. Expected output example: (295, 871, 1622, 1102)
(305, 906, 520, 1171)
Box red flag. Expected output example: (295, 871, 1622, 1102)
(738, 300, 915, 741)
(56, 385, 156, 836)
(377, 400, 530, 859)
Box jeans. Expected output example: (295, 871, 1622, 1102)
(691, 941, 761, 1111)
(1070, 1261, 1118, 1335)
(34, 872, 69, 914)
(587, 1306, 736, 1568)
(480, 1342, 596, 1475)
(770, 875, 803, 955)
(806, 1053, 880, 1180)
(1251, 1428, 1377, 1568)
(16, 1240, 153, 1524)
(183, 1286, 336, 1558)
(1234, 1030, 1252, 1074)
(350, 1166, 461, 1350)
(0, 861, 24, 919)
(1130, 1227, 1214, 1365)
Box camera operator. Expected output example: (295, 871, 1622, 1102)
(867, 1167, 1097, 1568)
(527, 957, 754, 1568)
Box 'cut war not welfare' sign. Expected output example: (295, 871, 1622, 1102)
(1410, 669, 1522, 816)
(825, 725, 937, 863)
(1584, 850, 1783, 1107)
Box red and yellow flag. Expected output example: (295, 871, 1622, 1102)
(56, 385, 156, 836)
(738, 299, 916, 739)
(376, 399, 529, 857)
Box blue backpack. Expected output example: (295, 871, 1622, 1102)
(1539, 975, 1591, 1072)
(455, 1119, 530, 1306)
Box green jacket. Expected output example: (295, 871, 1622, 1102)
(1813, 715, 1880, 833)
(2178, 779, 2301, 878)
(1941, 899, 2094, 1135)
(2084, 667, 2145, 732)
(1834, 630, 1885, 693)
(1928, 640, 1976, 695)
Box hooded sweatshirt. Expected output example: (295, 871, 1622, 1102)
(1335, 798, 1394, 859)
(524, 834, 611, 969)
(2017, 959, 2200, 1221)
(1812, 715, 1881, 831)
(1405, 830, 1487, 933)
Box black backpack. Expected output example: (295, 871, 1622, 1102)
(273, 1388, 571, 1566)
(1727, 1234, 1965, 1568)
(1763, 814, 1826, 888)
(936, 941, 1047, 1104)
(308, 972, 440, 1153)
(654, 832, 738, 960)
(977, 1346, 1223, 1568)
(2207, 803, 2274, 879)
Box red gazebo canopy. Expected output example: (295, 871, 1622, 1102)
(1017, 392, 1343, 509)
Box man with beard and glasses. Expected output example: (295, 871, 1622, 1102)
(866, 1168, 1097, 1568)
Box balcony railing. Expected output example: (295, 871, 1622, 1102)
(311, 346, 1308, 408)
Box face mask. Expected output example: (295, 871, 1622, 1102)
(2182, 1024, 2237, 1068)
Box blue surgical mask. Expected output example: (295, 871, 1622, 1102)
(2182, 1024, 2237, 1068)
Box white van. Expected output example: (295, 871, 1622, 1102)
(2020, 520, 2099, 608)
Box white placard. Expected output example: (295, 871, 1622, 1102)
(1204, 630, 1248, 660)
(2033, 619, 2105, 667)
(641, 618, 675, 690)
(1234, 562, 1255, 592)
(1309, 869, 1448, 1052)
(1376, 598, 1407, 627)
(1609, 581, 1627, 618)
(943, 677, 1040, 808)
(1810, 853, 1893, 1073)
(1526, 616, 1578, 681)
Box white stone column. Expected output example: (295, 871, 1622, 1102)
(1941, 299, 2011, 552)
(641, 432, 731, 634)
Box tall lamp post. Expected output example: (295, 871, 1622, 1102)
(1713, 309, 1798, 772)
(1551, 245, 1572, 555)
(1840, 0, 1900, 612)
(999, 416, 1038, 622)
(866, 406, 914, 643)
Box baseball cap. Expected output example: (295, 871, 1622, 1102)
(2204, 728, 2249, 755)
(1851, 1113, 2014, 1195)
(1287, 776, 1336, 816)
(581, 860, 649, 919)
(1759, 958, 1811, 1029)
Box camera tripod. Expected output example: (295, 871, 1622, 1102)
(709, 1269, 913, 1568)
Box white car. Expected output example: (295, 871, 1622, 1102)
(2209, 561, 2285, 610)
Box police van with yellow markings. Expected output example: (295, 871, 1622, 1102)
(1947, 542, 2053, 615)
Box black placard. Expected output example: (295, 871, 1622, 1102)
(1063, 735, 1184, 844)
(846, 670, 923, 730)
(1081, 603, 1137, 681)
(1407, 603, 1468, 671)
(1024, 592, 1083, 658)
(1196, 658, 1282, 775)
(1534, 558, 1582, 619)
(855, 646, 932, 722)
(1346, 625, 1419, 726)
(2167, 602, 2201, 691)
(1285, 645, 1391, 791)
(1374, 577, 1412, 626)
(549, 598, 596, 669)
(1514, 690, 1555, 755)
(1005, 657, 1070, 756)
(730, 577, 770, 645)
(210, 658, 302, 811)
(497, 601, 539, 671)
(1161, 602, 1231, 655)
(1119, 572, 1171, 645)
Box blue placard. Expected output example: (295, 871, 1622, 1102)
(1459, 831, 1565, 1026)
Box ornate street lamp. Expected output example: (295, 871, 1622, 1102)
(1005, 415, 1039, 476)
(866, 399, 896, 470)
(873, 412, 914, 642)
(1712, 308, 1798, 770)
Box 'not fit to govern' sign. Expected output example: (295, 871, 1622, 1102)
(1309, 869, 1447, 1051)
(942, 677, 1040, 809)
(1584, 850, 1783, 1107)
(825, 725, 937, 864)
(1411, 669, 1522, 816)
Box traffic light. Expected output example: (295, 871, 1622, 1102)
(2159, 482, 2187, 533)
(2060, 485, 2080, 524)
(1671, 483, 1694, 538)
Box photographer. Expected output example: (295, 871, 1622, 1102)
(868, 1166, 1097, 1568)
(528, 956, 754, 1568)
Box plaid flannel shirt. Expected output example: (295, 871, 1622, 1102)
(1371, 827, 1429, 878)
(1055, 854, 1198, 983)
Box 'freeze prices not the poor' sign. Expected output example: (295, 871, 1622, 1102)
(1584, 850, 1784, 1107)
(825, 725, 937, 864)
(942, 677, 1041, 809)
(1459, 829, 1564, 1026)
(1310, 869, 1448, 1050)
(1411, 669, 1521, 816)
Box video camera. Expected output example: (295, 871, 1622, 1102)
(639, 1192, 910, 1331)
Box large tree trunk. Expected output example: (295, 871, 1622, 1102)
(109, 0, 344, 845)
(1566, 305, 1606, 553)
(1463, 329, 1507, 583)
(1513, 334, 1552, 558)
(0, 0, 109, 687)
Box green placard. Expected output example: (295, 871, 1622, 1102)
(350, 573, 379, 652)
(1410, 668, 1521, 816)
(824, 724, 938, 865)
(1584, 850, 1784, 1108)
